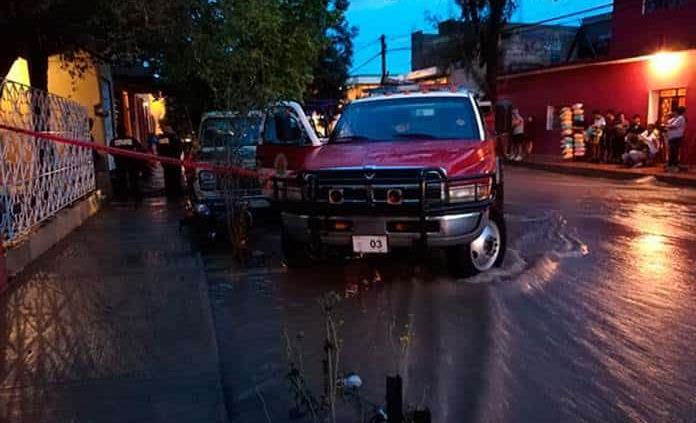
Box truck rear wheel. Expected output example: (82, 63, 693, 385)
(281, 229, 314, 268)
(448, 210, 506, 278)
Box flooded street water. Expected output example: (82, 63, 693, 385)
(202, 167, 696, 422)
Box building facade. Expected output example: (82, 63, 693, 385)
(498, 0, 696, 165)
(411, 19, 577, 90)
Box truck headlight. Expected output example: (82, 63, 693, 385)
(448, 178, 492, 203)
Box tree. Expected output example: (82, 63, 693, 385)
(0, 0, 187, 91)
(141, 0, 337, 115)
(447, 0, 518, 101)
(1, 0, 341, 127)
(307, 0, 357, 102)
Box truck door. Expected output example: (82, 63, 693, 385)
(257, 102, 322, 187)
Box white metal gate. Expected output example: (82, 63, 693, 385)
(0, 79, 95, 246)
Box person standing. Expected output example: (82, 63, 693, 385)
(665, 106, 687, 172)
(612, 112, 628, 163)
(602, 110, 615, 163)
(511, 108, 525, 161)
(157, 125, 183, 197)
(110, 133, 144, 202)
(588, 110, 606, 162)
(525, 115, 536, 157)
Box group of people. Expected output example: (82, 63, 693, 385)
(109, 125, 184, 202)
(586, 106, 687, 171)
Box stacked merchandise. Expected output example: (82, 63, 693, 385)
(559, 104, 586, 160)
(571, 103, 585, 158)
(560, 107, 574, 160)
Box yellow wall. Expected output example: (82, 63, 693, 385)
(4, 55, 113, 145)
(5, 58, 31, 86)
(47, 55, 110, 145)
(147, 94, 166, 135)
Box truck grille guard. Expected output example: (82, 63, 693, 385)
(271, 167, 495, 246)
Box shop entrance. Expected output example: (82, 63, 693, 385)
(658, 88, 687, 122)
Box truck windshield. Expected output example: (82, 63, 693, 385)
(200, 116, 261, 148)
(331, 97, 481, 143)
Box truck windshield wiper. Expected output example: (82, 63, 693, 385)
(392, 133, 440, 140)
(333, 135, 371, 143)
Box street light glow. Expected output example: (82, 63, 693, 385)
(649, 51, 682, 77)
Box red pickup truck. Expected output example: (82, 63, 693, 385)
(257, 90, 505, 276)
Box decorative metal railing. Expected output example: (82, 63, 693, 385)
(0, 79, 95, 246)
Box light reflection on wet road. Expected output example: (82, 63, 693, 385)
(204, 168, 696, 423)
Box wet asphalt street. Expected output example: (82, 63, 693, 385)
(202, 167, 696, 423)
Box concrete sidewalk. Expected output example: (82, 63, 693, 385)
(0, 199, 228, 423)
(510, 154, 696, 187)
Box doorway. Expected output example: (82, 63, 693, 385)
(657, 88, 686, 123)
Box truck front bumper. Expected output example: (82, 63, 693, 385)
(281, 210, 489, 248)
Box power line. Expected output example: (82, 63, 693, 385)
(504, 3, 613, 34)
(351, 52, 382, 73)
(353, 38, 380, 53)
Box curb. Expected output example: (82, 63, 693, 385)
(193, 251, 232, 423)
(508, 160, 696, 188)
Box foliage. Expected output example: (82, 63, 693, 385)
(318, 291, 343, 423)
(1, 0, 348, 117)
(437, 0, 517, 100)
(284, 329, 322, 422)
(284, 291, 344, 423)
(308, 0, 357, 102)
(0, 0, 187, 89)
(170, 0, 331, 112)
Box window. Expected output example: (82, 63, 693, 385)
(643, 0, 688, 14)
(200, 116, 261, 148)
(263, 107, 306, 145)
(331, 97, 481, 143)
(657, 88, 687, 123)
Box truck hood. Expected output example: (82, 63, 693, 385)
(305, 139, 494, 176)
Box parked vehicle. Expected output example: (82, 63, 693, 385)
(257, 89, 506, 276)
(188, 111, 267, 238)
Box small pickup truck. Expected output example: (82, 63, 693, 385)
(257, 89, 505, 276)
(188, 111, 267, 237)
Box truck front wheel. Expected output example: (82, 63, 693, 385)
(447, 211, 506, 278)
(281, 229, 314, 268)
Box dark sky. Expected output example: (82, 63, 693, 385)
(347, 0, 613, 76)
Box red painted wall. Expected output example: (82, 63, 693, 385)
(498, 50, 696, 164)
(612, 0, 696, 58)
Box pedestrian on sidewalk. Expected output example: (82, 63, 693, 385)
(158, 125, 184, 198)
(588, 110, 606, 163)
(511, 108, 525, 161)
(525, 115, 536, 157)
(612, 112, 628, 163)
(602, 110, 615, 163)
(665, 106, 687, 172)
(110, 133, 144, 202)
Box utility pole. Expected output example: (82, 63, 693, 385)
(380, 34, 387, 84)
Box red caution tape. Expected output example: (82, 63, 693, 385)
(0, 124, 262, 180)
